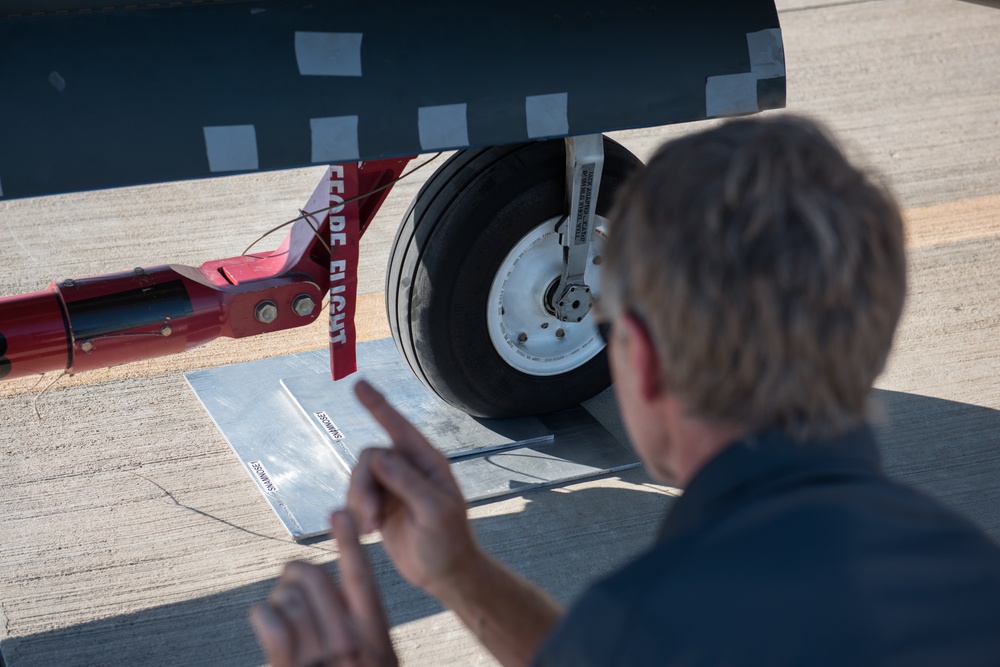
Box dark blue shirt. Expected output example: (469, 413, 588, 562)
(533, 426, 1000, 666)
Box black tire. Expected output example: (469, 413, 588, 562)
(386, 137, 642, 418)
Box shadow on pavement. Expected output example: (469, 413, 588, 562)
(0, 465, 671, 667)
(873, 389, 1000, 538)
(5, 389, 1000, 666)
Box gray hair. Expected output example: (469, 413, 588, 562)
(602, 115, 906, 439)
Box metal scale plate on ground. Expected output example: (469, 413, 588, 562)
(186, 338, 639, 541)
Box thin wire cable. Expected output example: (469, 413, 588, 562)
(32, 370, 68, 421)
(27, 373, 48, 392)
(241, 152, 443, 257)
(299, 208, 330, 254)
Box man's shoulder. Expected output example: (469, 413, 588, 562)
(534, 470, 1000, 667)
(662, 468, 1000, 600)
(670, 429, 1000, 571)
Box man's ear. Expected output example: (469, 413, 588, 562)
(620, 314, 666, 401)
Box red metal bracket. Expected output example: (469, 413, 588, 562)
(0, 157, 413, 382)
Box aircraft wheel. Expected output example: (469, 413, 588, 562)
(386, 137, 642, 418)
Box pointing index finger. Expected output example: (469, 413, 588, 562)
(354, 380, 448, 474)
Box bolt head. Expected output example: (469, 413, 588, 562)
(254, 301, 279, 324)
(62, 278, 75, 288)
(517, 332, 528, 343)
(80, 340, 94, 353)
(160, 325, 173, 337)
(555, 328, 566, 339)
(593, 255, 602, 265)
(292, 295, 316, 317)
(133, 267, 145, 276)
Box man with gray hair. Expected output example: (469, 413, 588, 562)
(250, 115, 1000, 666)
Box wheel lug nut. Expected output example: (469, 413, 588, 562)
(593, 255, 602, 265)
(556, 328, 565, 339)
(517, 332, 528, 343)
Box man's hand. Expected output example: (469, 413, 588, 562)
(349, 381, 564, 666)
(253, 380, 561, 667)
(347, 380, 483, 599)
(250, 511, 398, 667)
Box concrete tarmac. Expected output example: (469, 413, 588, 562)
(2, 0, 1000, 665)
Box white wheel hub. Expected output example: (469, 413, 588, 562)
(487, 217, 606, 377)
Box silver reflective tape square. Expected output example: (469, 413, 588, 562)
(203, 124, 259, 173)
(295, 32, 363, 77)
(705, 27, 785, 119)
(747, 28, 785, 78)
(311, 115, 360, 163)
(418, 103, 469, 150)
(525, 92, 569, 138)
(705, 73, 760, 118)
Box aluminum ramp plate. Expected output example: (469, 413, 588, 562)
(185, 338, 638, 541)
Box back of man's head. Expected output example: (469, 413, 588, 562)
(602, 115, 906, 440)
